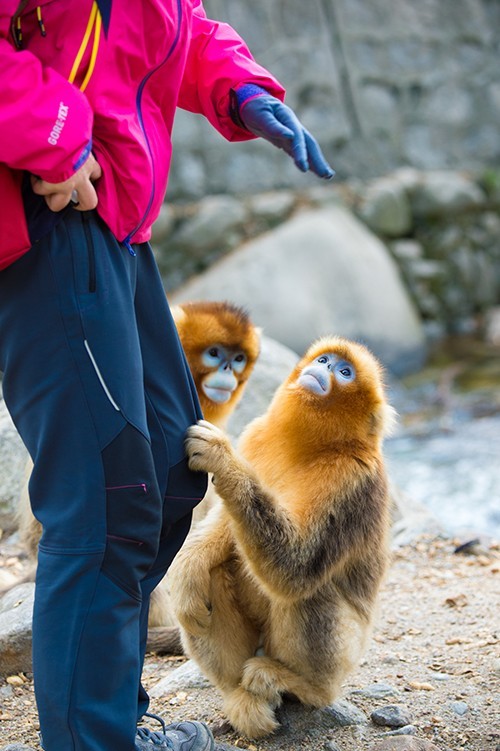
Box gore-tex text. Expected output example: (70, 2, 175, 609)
(48, 102, 69, 146)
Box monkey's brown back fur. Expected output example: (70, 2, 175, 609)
(169, 336, 394, 738)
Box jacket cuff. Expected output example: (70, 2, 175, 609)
(229, 83, 269, 129)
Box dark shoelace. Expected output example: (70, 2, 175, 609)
(137, 712, 172, 747)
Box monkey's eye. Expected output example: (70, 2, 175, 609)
(317, 356, 328, 364)
(339, 367, 352, 378)
(232, 352, 247, 373)
(202, 347, 224, 368)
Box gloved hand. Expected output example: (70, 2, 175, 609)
(234, 85, 335, 180)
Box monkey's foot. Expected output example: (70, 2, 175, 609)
(242, 655, 331, 708)
(186, 420, 233, 476)
(223, 686, 279, 739)
(241, 656, 283, 705)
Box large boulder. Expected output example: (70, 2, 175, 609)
(0, 583, 34, 677)
(227, 335, 299, 439)
(0, 397, 28, 533)
(173, 206, 426, 376)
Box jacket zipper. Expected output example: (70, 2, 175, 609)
(82, 212, 97, 292)
(123, 0, 183, 256)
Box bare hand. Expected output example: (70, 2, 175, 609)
(31, 152, 102, 212)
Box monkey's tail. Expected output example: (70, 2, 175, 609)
(146, 626, 184, 655)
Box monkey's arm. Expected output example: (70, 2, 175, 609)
(186, 421, 387, 601)
(168, 501, 235, 634)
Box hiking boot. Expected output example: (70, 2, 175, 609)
(136, 712, 214, 751)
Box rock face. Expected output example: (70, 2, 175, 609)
(173, 206, 426, 376)
(166, 0, 499, 199)
(227, 335, 299, 439)
(0, 397, 28, 533)
(0, 583, 35, 678)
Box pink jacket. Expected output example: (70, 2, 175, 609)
(0, 0, 285, 269)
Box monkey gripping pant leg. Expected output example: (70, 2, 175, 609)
(0, 211, 207, 751)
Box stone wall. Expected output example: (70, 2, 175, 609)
(167, 0, 500, 200)
(152, 169, 500, 341)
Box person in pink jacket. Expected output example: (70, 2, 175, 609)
(0, 2, 334, 751)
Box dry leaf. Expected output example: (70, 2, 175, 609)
(6, 675, 24, 686)
(445, 637, 472, 645)
(444, 593, 468, 608)
(477, 555, 492, 566)
(463, 639, 498, 650)
(408, 681, 435, 691)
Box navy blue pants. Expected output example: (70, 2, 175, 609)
(0, 210, 207, 751)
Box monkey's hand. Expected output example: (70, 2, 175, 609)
(186, 420, 236, 477)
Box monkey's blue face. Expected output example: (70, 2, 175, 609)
(297, 353, 356, 396)
(201, 346, 247, 403)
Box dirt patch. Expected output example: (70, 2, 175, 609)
(1, 536, 499, 751)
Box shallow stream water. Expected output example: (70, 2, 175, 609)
(385, 337, 500, 538)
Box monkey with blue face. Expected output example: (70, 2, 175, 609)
(171, 301, 260, 431)
(168, 336, 395, 738)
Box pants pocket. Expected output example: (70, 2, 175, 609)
(101, 424, 162, 598)
(162, 456, 208, 528)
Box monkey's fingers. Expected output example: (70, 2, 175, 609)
(186, 422, 220, 444)
(186, 425, 231, 465)
(195, 419, 227, 441)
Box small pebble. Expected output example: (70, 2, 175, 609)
(371, 704, 412, 728)
(351, 683, 400, 699)
(450, 700, 468, 716)
(383, 725, 417, 736)
(321, 699, 368, 726)
(430, 672, 451, 681)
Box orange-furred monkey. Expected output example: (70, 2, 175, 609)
(169, 336, 395, 738)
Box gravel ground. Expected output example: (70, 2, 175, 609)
(1, 535, 499, 751)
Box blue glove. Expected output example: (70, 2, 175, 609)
(233, 84, 335, 180)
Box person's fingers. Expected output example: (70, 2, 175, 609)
(304, 130, 335, 179)
(30, 175, 54, 196)
(70, 180, 99, 211)
(87, 155, 102, 182)
(30, 154, 101, 211)
(44, 190, 73, 212)
(271, 105, 309, 171)
(240, 100, 295, 141)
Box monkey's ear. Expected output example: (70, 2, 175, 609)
(370, 403, 397, 437)
(171, 305, 187, 326)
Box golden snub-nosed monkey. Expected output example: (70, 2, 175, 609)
(169, 336, 395, 738)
